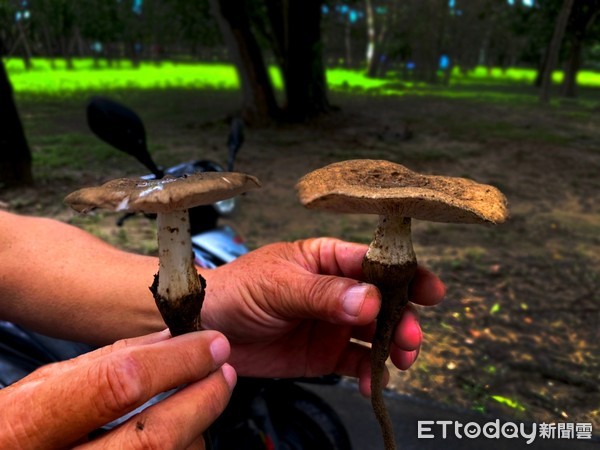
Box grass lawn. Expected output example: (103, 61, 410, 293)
(7, 57, 600, 103)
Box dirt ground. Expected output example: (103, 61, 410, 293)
(3, 87, 599, 430)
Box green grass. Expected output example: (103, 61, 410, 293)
(7, 57, 600, 101)
(5, 58, 243, 93)
(10, 58, 596, 177)
(32, 134, 115, 169)
(4, 58, 392, 96)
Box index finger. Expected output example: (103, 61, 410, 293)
(1, 330, 228, 449)
(302, 238, 368, 279)
(409, 266, 446, 306)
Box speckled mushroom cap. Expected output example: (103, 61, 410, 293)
(65, 172, 262, 214)
(297, 159, 508, 224)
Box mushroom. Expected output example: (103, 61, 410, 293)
(296, 159, 508, 450)
(65, 172, 261, 336)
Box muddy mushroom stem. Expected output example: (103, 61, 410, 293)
(297, 159, 508, 450)
(65, 172, 261, 336)
(151, 207, 205, 336)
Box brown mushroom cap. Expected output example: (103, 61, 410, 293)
(297, 159, 508, 224)
(65, 172, 262, 214)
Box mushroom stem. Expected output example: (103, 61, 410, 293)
(156, 210, 200, 299)
(362, 215, 418, 450)
(150, 209, 206, 336)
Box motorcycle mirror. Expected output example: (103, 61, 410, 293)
(86, 96, 164, 178)
(226, 117, 244, 172)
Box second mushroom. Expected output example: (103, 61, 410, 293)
(297, 159, 508, 450)
(65, 172, 261, 336)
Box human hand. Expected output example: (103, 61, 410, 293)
(201, 238, 445, 395)
(0, 329, 236, 449)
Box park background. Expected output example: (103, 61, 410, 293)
(1, 0, 599, 438)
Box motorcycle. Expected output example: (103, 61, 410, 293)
(86, 96, 248, 269)
(85, 97, 353, 450)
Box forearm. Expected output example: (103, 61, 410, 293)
(0, 211, 166, 345)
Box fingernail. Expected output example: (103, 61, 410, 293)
(343, 284, 369, 317)
(221, 363, 237, 390)
(399, 350, 418, 370)
(403, 320, 422, 350)
(210, 336, 230, 366)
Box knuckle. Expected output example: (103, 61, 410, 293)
(307, 276, 341, 316)
(91, 350, 150, 417)
(107, 336, 135, 353)
(90, 338, 131, 360)
(26, 361, 61, 380)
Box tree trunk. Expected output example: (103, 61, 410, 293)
(61, 37, 74, 70)
(365, 0, 389, 78)
(561, 6, 600, 98)
(539, 0, 575, 104)
(40, 23, 57, 70)
(345, 18, 353, 68)
(265, 0, 331, 121)
(411, 0, 448, 85)
(533, 48, 547, 88)
(0, 59, 33, 188)
(209, 0, 280, 125)
(73, 27, 86, 57)
(14, 18, 33, 70)
(561, 37, 582, 97)
(365, 0, 376, 75)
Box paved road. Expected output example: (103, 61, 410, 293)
(304, 380, 599, 450)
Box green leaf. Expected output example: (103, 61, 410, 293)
(491, 395, 526, 411)
(490, 303, 501, 314)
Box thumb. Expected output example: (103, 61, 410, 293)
(269, 238, 381, 324)
(279, 273, 381, 325)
